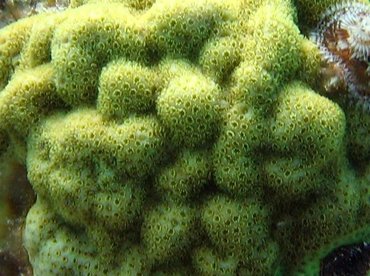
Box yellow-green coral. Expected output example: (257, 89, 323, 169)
(98, 59, 159, 119)
(144, 0, 237, 58)
(141, 203, 196, 265)
(157, 67, 222, 148)
(0, 16, 39, 89)
(155, 149, 211, 203)
(25, 198, 150, 275)
(192, 246, 238, 275)
(0, 0, 369, 275)
(345, 106, 370, 163)
(27, 108, 165, 226)
(213, 103, 264, 197)
(201, 195, 270, 260)
(275, 165, 365, 274)
(0, 64, 64, 140)
(199, 37, 242, 83)
(264, 82, 346, 201)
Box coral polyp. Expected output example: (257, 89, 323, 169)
(310, 1, 370, 110)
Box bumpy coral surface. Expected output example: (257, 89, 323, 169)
(0, 0, 370, 275)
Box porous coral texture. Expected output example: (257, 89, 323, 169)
(0, 0, 369, 275)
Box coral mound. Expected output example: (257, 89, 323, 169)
(0, 0, 370, 275)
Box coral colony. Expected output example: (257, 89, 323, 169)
(1, 0, 370, 275)
(310, 1, 370, 111)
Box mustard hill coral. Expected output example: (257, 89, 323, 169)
(192, 246, 239, 275)
(155, 149, 211, 203)
(200, 195, 278, 275)
(27, 108, 165, 227)
(157, 64, 222, 148)
(141, 203, 196, 265)
(97, 59, 159, 119)
(0, 0, 370, 275)
(0, 64, 64, 139)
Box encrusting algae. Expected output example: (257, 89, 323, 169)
(0, 0, 370, 275)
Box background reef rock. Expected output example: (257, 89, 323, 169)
(0, 0, 370, 275)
